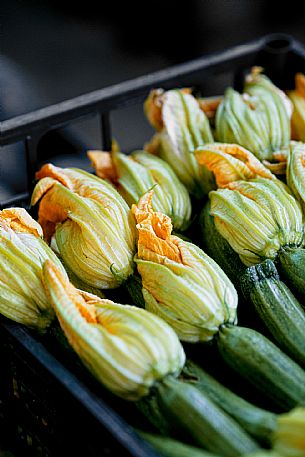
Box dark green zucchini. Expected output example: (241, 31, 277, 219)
(241, 260, 305, 367)
(140, 432, 221, 457)
(154, 376, 259, 457)
(199, 201, 245, 284)
(182, 360, 277, 445)
(277, 247, 305, 301)
(125, 273, 146, 309)
(217, 325, 305, 410)
(137, 386, 172, 436)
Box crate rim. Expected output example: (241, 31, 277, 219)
(1, 32, 304, 146)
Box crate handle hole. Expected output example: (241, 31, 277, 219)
(264, 35, 292, 54)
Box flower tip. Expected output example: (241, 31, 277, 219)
(144, 89, 165, 131)
(42, 258, 63, 290)
(87, 150, 117, 182)
(295, 72, 305, 97)
(31, 177, 57, 206)
(35, 163, 73, 190)
(0, 207, 43, 237)
(132, 189, 155, 216)
(43, 259, 98, 324)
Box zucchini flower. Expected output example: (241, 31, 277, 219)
(209, 178, 304, 266)
(43, 260, 185, 401)
(31, 164, 136, 289)
(286, 141, 305, 211)
(144, 88, 215, 198)
(131, 190, 238, 343)
(216, 67, 292, 161)
(288, 73, 305, 142)
(194, 143, 274, 188)
(273, 407, 305, 457)
(88, 149, 192, 232)
(0, 208, 67, 331)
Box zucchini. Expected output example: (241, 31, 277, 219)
(217, 325, 305, 410)
(277, 247, 305, 301)
(137, 389, 171, 436)
(154, 376, 259, 457)
(241, 260, 305, 367)
(182, 360, 277, 445)
(125, 273, 146, 308)
(139, 432, 221, 457)
(199, 201, 245, 285)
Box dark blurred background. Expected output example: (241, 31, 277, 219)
(1, 0, 305, 203)
(2, 0, 305, 118)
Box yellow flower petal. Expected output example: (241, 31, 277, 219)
(36, 163, 73, 188)
(296, 73, 305, 98)
(44, 260, 97, 323)
(132, 190, 182, 264)
(87, 150, 118, 182)
(195, 143, 273, 188)
(0, 207, 43, 237)
(198, 96, 222, 119)
(144, 89, 165, 131)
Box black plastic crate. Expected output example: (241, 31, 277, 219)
(0, 33, 305, 457)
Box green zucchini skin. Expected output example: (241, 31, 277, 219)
(136, 389, 171, 436)
(182, 360, 277, 445)
(199, 202, 245, 285)
(277, 247, 305, 301)
(155, 376, 259, 457)
(217, 325, 305, 410)
(125, 273, 146, 309)
(241, 260, 305, 368)
(139, 432, 221, 457)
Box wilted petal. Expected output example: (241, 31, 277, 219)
(198, 95, 222, 120)
(87, 150, 118, 182)
(144, 89, 165, 131)
(1, 207, 43, 237)
(195, 143, 274, 188)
